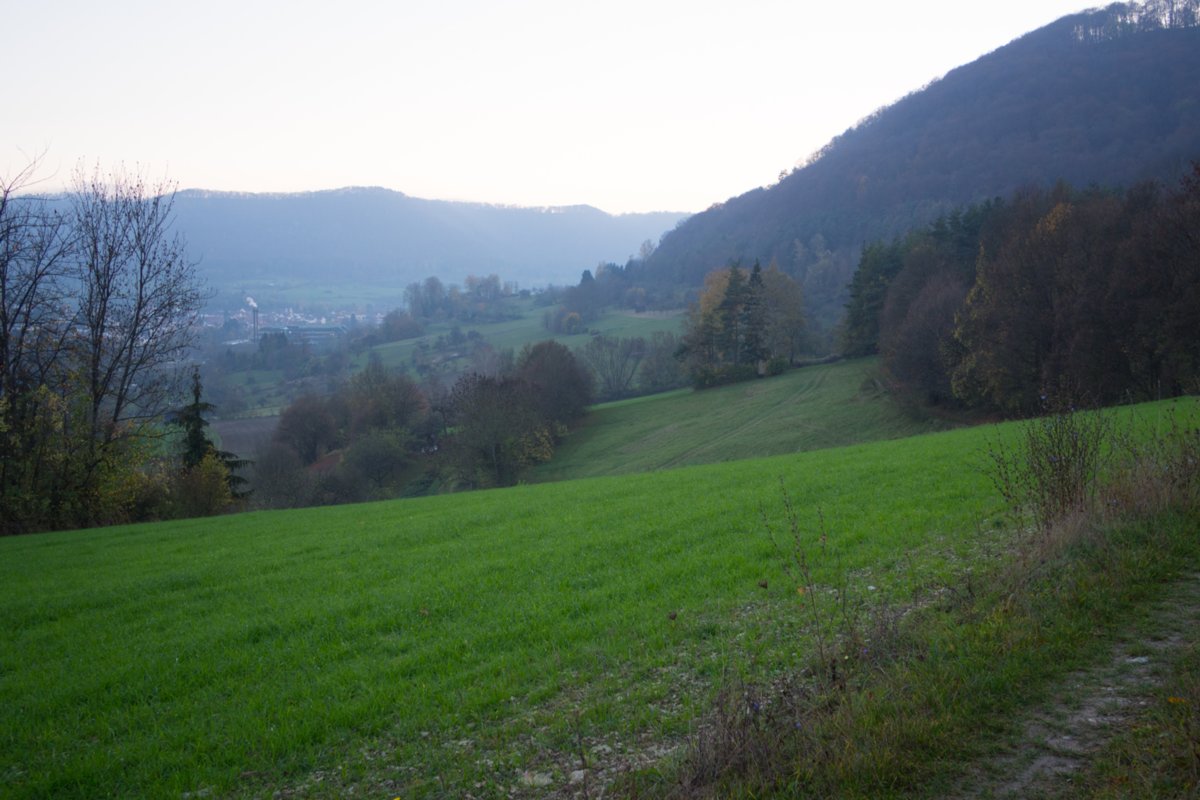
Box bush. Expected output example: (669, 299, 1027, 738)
(988, 401, 1112, 532)
(692, 363, 759, 390)
(766, 356, 789, 376)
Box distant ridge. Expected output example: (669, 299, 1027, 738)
(638, 0, 1200, 326)
(171, 186, 688, 304)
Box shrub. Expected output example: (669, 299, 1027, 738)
(988, 400, 1112, 532)
(692, 364, 759, 390)
(766, 356, 789, 376)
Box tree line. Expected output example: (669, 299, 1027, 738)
(843, 163, 1200, 414)
(403, 273, 521, 324)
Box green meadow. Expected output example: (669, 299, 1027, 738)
(533, 358, 955, 481)
(1, 397, 1195, 798)
(225, 301, 682, 417)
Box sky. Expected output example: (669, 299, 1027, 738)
(7, 0, 1094, 215)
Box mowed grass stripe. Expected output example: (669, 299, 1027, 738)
(1, 399, 1192, 797)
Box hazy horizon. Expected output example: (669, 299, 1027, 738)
(9, 0, 1091, 215)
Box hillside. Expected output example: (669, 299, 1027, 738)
(639, 1, 1200, 325)
(3, 398, 1196, 798)
(0, 411, 1024, 799)
(171, 187, 688, 308)
(532, 358, 954, 482)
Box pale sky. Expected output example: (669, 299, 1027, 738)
(7, 0, 1092, 214)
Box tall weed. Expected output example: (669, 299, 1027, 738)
(1107, 400, 1200, 519)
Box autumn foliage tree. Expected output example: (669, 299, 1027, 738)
(446, 341, 591, 487)
(517, 340, 593, 424)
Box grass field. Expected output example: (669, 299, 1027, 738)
(532, 358, 955, 481)
(1, 399, 1194, 798)
(224, 302, 683, 416)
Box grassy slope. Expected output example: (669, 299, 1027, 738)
(1, 400, 1193, 798)
(533, 358, 953, 481)
(1, 426, 996, 797)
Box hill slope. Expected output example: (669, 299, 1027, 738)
(532, 359, 954, 481)
(3, 398, 1195, 798)
(640, 2, 1200, 324)
(0, 410, 1010, 799)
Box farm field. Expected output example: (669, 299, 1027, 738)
(212, 278, 414, 317)
(532, 358, 955, 481)
(2, 399, 1195, 798)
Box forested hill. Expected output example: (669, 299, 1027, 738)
(171, 187, 687, 300)
(638, 0, 1200, 326)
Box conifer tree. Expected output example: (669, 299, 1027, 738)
(172, 368, 250, 498)
(176, 368, 217, 469)
(742, 261, 770, 367)
(718, 263, 749, 364)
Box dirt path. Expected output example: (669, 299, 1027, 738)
(957, 572, 1200, 798)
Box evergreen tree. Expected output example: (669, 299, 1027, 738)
(176, 368, 217, 469)
(741, 261, 770, 367)
(718, 264, 749, 364)
(172, 368, 251, 498)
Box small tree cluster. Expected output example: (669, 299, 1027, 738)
(446, 341, 592, 487)
(404, 273, 517, 324)
(256, 356, 431, 507)
(1, 159, 205, 534)
(678, 262, 807, 388)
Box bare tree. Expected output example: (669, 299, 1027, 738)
(578, 334, 645, 400)
(0, 156, 75, 406)
(1, 158, 78, 532)
(70, 164, 205, 460)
